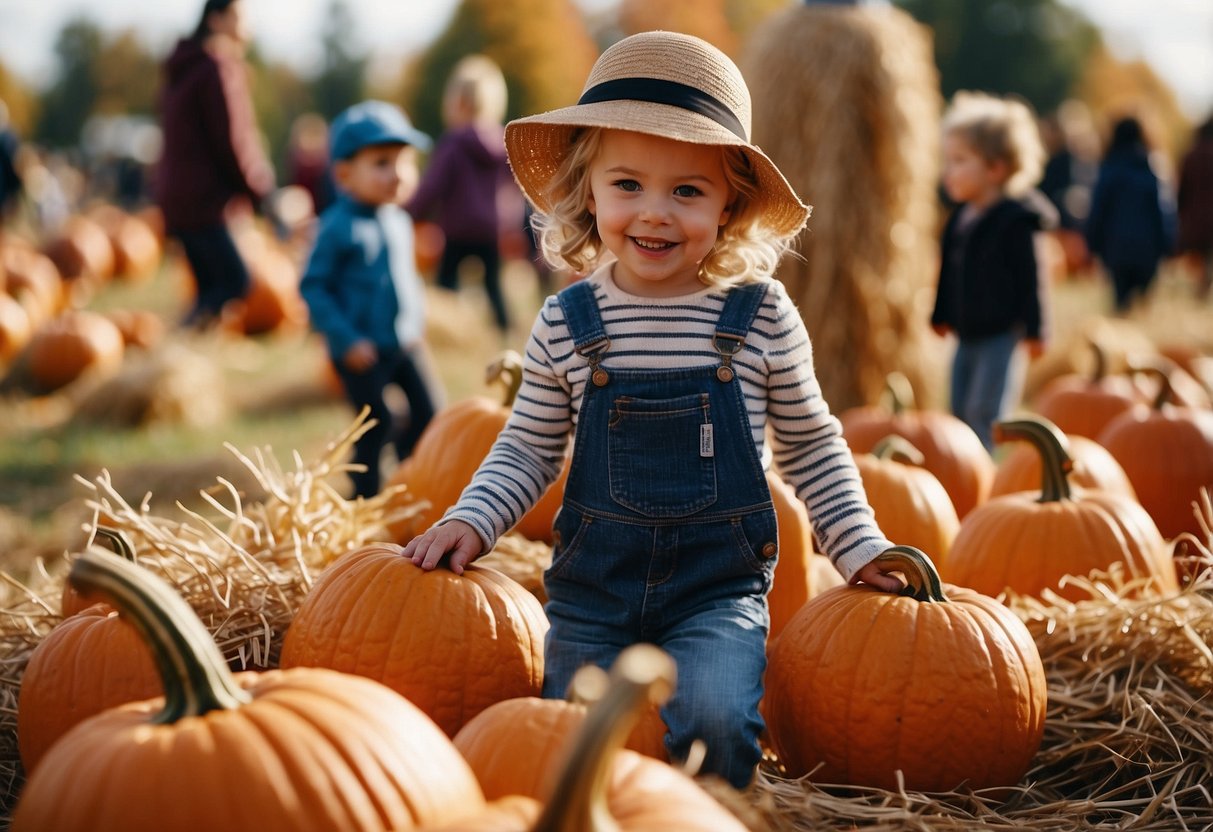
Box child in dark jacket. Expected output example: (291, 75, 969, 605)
(406, 55, 525, 337)
(300, 101, 445, 498)
(931, 91, 1057, 451)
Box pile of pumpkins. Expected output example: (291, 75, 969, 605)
(13, 341, 1213, 826)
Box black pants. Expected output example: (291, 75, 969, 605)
(174, 224, 250, 327)
(333, 343, 443, 497)
(436, 240, 508, 333)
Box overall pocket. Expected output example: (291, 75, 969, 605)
(608, 393, 717, 517)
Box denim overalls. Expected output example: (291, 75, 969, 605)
(542, 279, 780, 788)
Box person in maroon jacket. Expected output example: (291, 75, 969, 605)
(406, 55, 525, 338)
(155, 0, 275, 330)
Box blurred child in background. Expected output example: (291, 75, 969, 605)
(407, 55, 525, 338)
(300, 101, 444, 498)
(931, 91, 1057, 451)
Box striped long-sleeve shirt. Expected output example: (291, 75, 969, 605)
(443, 266, 893, 581)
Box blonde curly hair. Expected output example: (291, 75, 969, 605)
(529, 127, 798, 288)
(942, 91, 1045, 197)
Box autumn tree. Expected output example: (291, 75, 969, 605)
(308, 0, 367, 120)
(894, 0, 1099, 115)
(0, 62, 37, 137)
(92, 30, 160, 117)
(619, 0, 737, 56)
(1075, 45, 1189, 161)
(34, 17, 103, 148)
(402, 0, 599, 138)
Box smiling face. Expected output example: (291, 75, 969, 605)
(333, 143, 419, 207)
(587, 130, 733, 297)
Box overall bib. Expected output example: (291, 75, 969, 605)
(543, 280, 779, 788)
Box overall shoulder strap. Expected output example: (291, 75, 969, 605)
(556, 279, 609, 355)
(715, 282, 769, 342)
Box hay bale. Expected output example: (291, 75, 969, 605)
(742, 4, 944, 411)
(68, 339, 228, 428)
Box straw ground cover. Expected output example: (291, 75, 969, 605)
(0, 250, 1210, 826)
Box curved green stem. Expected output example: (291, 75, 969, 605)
(871, 434, 925, 466)
(992, 416, 1073, 503)
(69, 551, 250, 724)
(1086, 338, 1109, 383)
(882, 371, 916, 415)
(486, 350, 525, 408)
(1127, 359, 1176, 411)
(93, 526, 136, 562)
(876, 546, 948, 603)
(533, 644, 677, 832)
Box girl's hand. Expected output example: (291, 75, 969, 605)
(1024, 338, 1045, 360)
(849, 558, 907, 593)
(401, 520, 483, 574)
(931, 323, 951, 338)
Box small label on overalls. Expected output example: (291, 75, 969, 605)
(700, 424, 714, 457)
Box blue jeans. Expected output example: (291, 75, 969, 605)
(542, 280, 776, 788)
(950, 330, 1021, 451)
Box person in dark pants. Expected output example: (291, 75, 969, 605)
(407, 55, 524, 337)
(1085, 116, 1176, 313)
(154, 0, 275, 329)
(1177, 115, 1213, 299)
(299, 101, 444, 498)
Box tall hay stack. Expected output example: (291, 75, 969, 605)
(743, 3, 944, 411)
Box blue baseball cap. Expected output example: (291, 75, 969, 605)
(329, 100, 432, 161)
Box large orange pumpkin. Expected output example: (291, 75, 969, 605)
(279, 543, 549, 737)
(385, 351, 530, 540)
(428, 646, 747, 832)
(1097, 367, 1213, 541)
(13, 550, 486, 832)
(840, 372, 994, 519)
(764, 547, 1047, 791)
(942, 417, 1177, 600)
(853, 435, 960, 561)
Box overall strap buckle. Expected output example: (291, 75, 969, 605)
(713, 332, 745, 382)
(578, 337, 611, 386)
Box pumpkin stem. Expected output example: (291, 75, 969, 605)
(533, 644, 677, 832)
(1126, 358, 1176, 411)
(1086, 337, 1109, 383)
(69, 551, 250, 723)
(875, 546, 948, 602)
(871, 434, 925, 466)
(485, 350, 525, 408)
(992, 416, 1073, 503)
(882, 371, 916, 415)
(92, 526, 136, 562)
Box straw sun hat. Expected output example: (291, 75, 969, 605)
(505, 30, 811, 238)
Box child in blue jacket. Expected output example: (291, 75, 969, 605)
(301, 101, 444, 497)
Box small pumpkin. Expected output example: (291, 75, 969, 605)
(853, 435, 960, 561)
(26, 309, 125, 392)
(1098, 365, 1213, 541)
(840, 371, 994, 519)
(429, 645, 747, 832)
(13, 550, 485, 832)
(765, 469, 817, 642)
(942, 416, 1177, 600)
(385, 351, 529, 539)
(1033, 338, 1144, 439)
(764, 546, 1047, 791)
(1, 243, 63, 328)
(0, 291, 32, 363)
(990, 429, 1135, 500)
(279, 543, 549, 737)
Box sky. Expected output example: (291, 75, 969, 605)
(1, 0, 1211, 120)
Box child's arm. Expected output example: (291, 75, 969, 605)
(404, 301, 573, 570)
(299, 213, 364, 361)
(762, 284, 898, 588)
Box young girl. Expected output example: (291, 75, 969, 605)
(404, 31, 902, 789)
(930, 91, 1056, 451)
